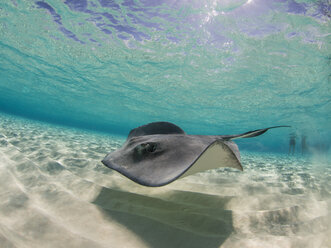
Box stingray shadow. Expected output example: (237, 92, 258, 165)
(92, 186, 234, 248)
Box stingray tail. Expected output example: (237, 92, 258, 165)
(224, 126, 290, 141)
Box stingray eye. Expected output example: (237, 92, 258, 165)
(134, 142, 157, 155)
(146, 143, 157, 153)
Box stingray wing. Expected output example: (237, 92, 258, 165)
(179, 140, 242, 179)
(102, 135, 242, 187)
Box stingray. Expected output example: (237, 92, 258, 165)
(102, 122, 288, 187)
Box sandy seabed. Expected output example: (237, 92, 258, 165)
(0, 113, 330, 248)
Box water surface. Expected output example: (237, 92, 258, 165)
(0, 0, 330, 152)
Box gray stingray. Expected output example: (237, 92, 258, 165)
(102, 122, 288, 187)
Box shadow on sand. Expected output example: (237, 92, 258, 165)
(92, 186, 234, 248)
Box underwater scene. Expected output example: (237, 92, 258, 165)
(0, 0, 330, 247)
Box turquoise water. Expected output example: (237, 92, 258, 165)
(0, 0, 330, 153)
(0, 1, 330, 247)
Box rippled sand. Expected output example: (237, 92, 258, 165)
(0, 113, 330, 248)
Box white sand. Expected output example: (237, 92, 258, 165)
(0, 113, 330, 248)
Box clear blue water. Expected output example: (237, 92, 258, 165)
(0, 0, 330, 153)
(0, 2, 331, 246)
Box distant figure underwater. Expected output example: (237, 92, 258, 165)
(102, 122, 289, 187)
(289, 132, 296, 155)
(301, 134, 308, 155)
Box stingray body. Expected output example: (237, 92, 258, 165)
(102, 122, 288, 187)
